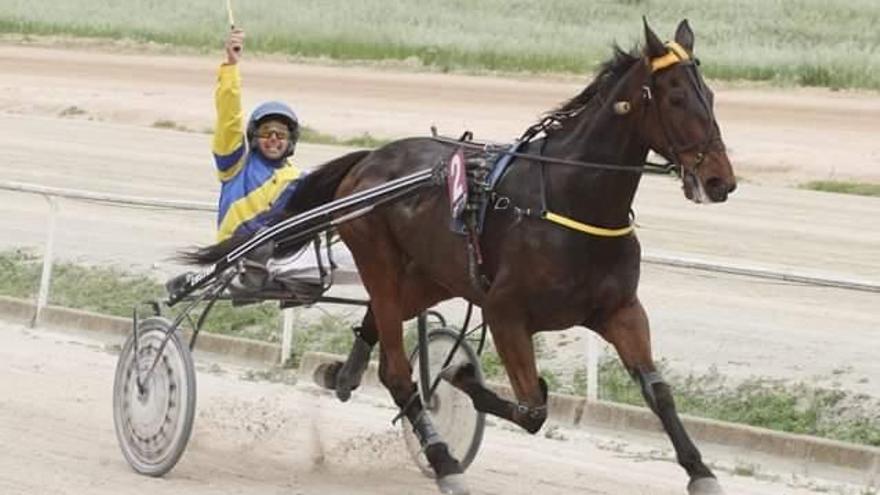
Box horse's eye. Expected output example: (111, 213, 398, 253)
(669, 90, 686, 107)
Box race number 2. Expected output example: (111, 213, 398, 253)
(447, 148, 467, 219)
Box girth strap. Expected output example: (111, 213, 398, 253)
(542, 211, 634, 237)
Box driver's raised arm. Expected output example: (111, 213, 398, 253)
(213, 29, 246, 182)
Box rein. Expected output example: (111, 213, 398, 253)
(429, 136, 675, 176)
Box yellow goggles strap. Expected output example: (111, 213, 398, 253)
(543, 211, 634, 237)
(650, 41, 691, 73)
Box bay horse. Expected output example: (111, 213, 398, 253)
(188, 19, 735, 495)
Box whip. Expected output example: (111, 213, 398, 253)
(226, 0, 240, 52)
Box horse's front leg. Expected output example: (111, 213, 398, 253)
(600, 298, 723, 495)
(441, 301, 549, 434)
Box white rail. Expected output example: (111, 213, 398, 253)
(0, 180, 214, 329)
(2, 180, 878, 401)
(642, 253, 879, 293)
(0, 180, 215, 211)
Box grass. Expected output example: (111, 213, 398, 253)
(800, 180, 880, 197)
(0, 248, 361, 362)
(0, 0, 879, 90)
(152, 119, 193, 132)
(589, 356, 880, 447)
(3, 248, 879, 446)
(300, 125, 390, 148)
(176, 123, 390, 147)
(0, 248, 286, 343)
(58, 105, 87, 117)
(483, 339, 880, 446)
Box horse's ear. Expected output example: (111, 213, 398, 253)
(643, 17, 666, 59)
(675, 19, 695, 53)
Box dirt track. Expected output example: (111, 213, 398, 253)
(0, 322, 869, 495)
(0, 42, 878, 494)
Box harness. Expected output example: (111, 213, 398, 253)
(438, 41, 719, 293)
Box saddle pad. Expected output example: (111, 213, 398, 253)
(451, 140, 526, 235)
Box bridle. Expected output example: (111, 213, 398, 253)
(642, 41, 725, 178)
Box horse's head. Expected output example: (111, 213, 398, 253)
(637, 19, 736, 203)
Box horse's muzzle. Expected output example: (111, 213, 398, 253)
(705, 176, 736, 203)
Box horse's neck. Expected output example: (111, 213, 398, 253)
(540, 106, 647, 228)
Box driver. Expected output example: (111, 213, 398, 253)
(214, 28, 302, 242)
(211, 28, 307, 292)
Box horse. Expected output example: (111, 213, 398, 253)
(187, 19, 736, 495)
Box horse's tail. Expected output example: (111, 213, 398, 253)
(284, 149, 371, 216)
(177, 235, 247, 266)
(177, 149, 370, 266)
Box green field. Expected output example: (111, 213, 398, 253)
(1, 0, 879, 89)
(800, 180, 880, 197)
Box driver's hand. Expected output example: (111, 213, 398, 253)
(225, 29, 245, 65)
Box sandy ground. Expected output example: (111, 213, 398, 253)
(0, 321, 874, 495)
(0, 42, 879, 493)
(0, 42, 879, 187)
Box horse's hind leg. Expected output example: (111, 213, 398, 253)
(318, 264, 452, 402)
(343, 229, 467, 494)
(600, 298, 723, 495)
(314, 306, 377, 402)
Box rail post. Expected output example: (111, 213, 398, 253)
(31, 195, 58, 328)
(585, 332, 600, 402)
(281, 308, 295, 365)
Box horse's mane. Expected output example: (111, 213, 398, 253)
(549, 45, 641, 118)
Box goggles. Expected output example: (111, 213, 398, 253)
(255, 123, 290, 140)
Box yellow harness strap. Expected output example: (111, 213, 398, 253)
(650, 41, 691, 73)
(543, 211, 634, 237)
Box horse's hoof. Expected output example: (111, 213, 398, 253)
(688, 476, 724, 495)
(313, 362, 342, 390)
(333, 336, 372, 402)
(436, 473, 469, 495)
(335, 379, 357, 402)
(335, 387, 351, 402)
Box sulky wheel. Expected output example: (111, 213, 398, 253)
(402, 327, 486, 477)
(113, 316, 196, 477)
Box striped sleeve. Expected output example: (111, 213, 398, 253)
(212, 64, 246, 182)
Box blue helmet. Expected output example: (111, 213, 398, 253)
(246, 101, 300, 160)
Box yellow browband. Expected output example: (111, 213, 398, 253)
(650, 41, 691, 73)
(543, 211, 634, 237)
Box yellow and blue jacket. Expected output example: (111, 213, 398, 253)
(212, 64, 302, 241)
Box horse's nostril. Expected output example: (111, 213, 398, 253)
(706, 177, 723, 192)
